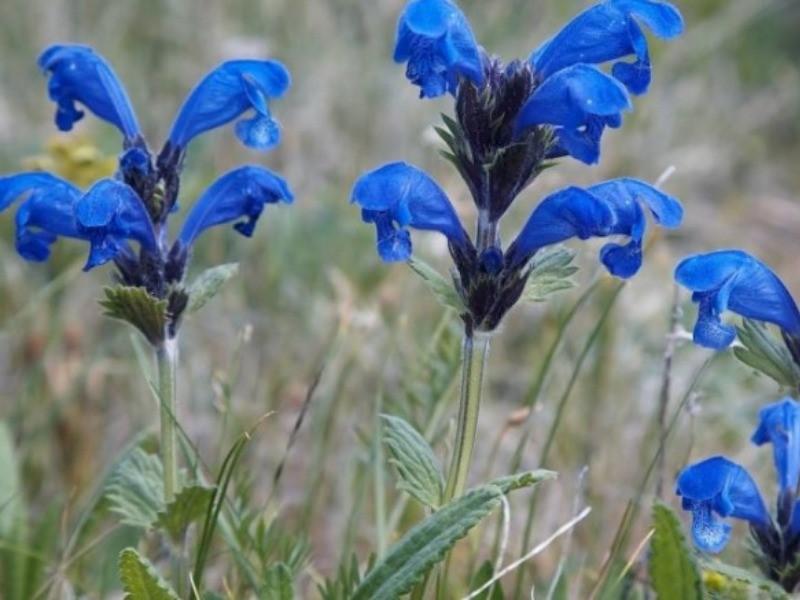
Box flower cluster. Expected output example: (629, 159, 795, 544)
(352, 0, 684, 332)
(0, 45, 294, 341)
(677, 398, 800, 590)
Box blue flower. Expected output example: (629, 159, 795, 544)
(177, 166, 294, 248)
(394, 0, 484, 98)
(506, 178, 681, 276)
(515, 64, 631, 164)
(38, 45, 141, 142)
(674, 250, 800, 350)
(0, 172, 83, 261)
(351, 162, 469, 262)
(676, 456, 771, 554)
(74, 179, 158, 270)
(167, 60, 291, 152)
(531, 0, 684, 95)
(752, 398, 800, 498)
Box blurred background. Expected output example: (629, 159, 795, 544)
(1, 0, 799, 596)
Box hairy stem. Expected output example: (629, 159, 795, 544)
(157, 337, 179, 503)
(444, 330, 490, 501)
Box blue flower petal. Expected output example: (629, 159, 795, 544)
(167, 60, 290, 151)
(531, 0, 683, 94)
(507, 178, 680, 276)
(74, 179, 157, 270)
(38, 45, 141, 141)
(393, 0, 484, 98)
(351, 162, 468, 262)
(751, 397, 800, 497)
(675, 250, 800, 349)
(516, 64, 631, 164)
(177, 165, 293, 248)
(676, 455, 771, 553)
(0, 172, 83, 262)
(587, 178, 682, 277)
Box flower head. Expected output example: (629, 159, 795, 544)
(676, 456, 770, 554)
(167, 60, 290, 153)
(394, 0, 484, 98)
(675, 250, 800, 350)
(38, 45, 141, 142)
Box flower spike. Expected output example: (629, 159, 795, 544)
(167, 60, 290, 152)
(351, 162, 469, 262)
(531, 0, 684, 95)
(394, 0, 484, 98)
(177, 165, 294, 248)
(75, 179, 158, 270)
(676, 456, 771, 554)
(675, 250, 800, 350)
(0, 172, 84, 262)
(38, 45, 141, 141)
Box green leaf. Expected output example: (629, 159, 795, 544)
(408, 257, 464, 312)
(106, 448, 165, 530)
(381, 414, 444, 509)
(734, 320, 800, 388)
(186, 263, 239, 314)
(118, 547, 179, 600)
(259, 563, 294, 600)
(156, 484, 215, 541)
(352, 469, 551, 600)
(100, 286, 168, 346)
(648, 503, 703, 600)
(701, 560, 789, 599)
(523, 246, 578, 303)
(488, 469, 557, 494)
(468, 561, 505, 600)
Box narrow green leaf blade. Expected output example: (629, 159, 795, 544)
(118, 547, 179, 600)
(408, 257, 464, 312)
(186, 263, 239, 314)
(649, 503, 703, 600)
(352, 485, 503, 600)
(260, 563, 294, 600)
(381, 414, 444, 508)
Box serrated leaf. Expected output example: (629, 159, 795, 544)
(381, 414, 444, 509)
(186, 263, 239, 314)
(523, 246, 579, 302)
(260, 563, 294, 600)
(118, 547, 179, 600)
(734, 320, 800, 388)
(649, 503, 703, 600)
(351, 470, 551, 600)
(408, 257, 464, 312)
(156, 484, 215, 541)
(105, 448, 165, 530)
(701, 560, 789, 599)
(100, 286, 168, 345)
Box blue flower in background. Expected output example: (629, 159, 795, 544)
(676, 398, 800, 588)
(675, 250, 800, 350)
(394, 0, 484, 98)
(676, 456, 771, 554)
(0, 44, 294, 340)
(355, 0, 683, 331)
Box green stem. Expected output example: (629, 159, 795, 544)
(157, 337, 179, 503)
(444, 330, 490, 502)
